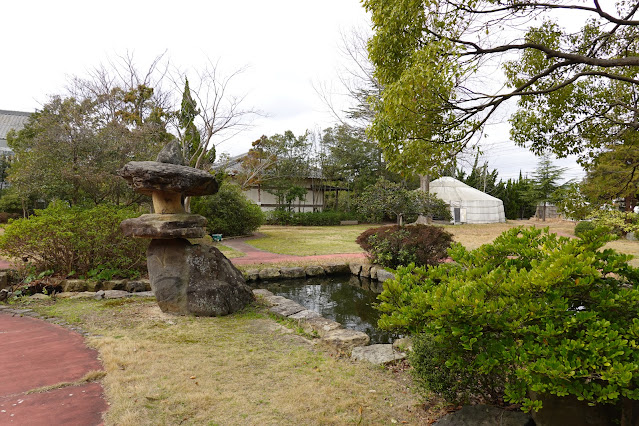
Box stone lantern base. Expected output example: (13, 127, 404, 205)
(147, 239, 255, 316)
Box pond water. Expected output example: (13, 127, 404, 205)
(255, 275, 400, 344)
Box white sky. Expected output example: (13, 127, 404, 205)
(1, 0, 583, 183)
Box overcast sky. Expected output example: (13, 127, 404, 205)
(1, 0, 583, 183)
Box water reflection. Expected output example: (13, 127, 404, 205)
(258, 275, 399, 344)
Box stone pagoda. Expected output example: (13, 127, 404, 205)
(119, 141, 255, 316)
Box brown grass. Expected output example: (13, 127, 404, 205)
(28, 299, 437, 425)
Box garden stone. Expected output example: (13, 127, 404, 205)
(323, 263, 350, 275)
(103, 290, 132, 299)
(302, 317, 342, 337)
(321, 328, 370, 353)
(360, 264, 372, 278)
(252, 289, 274, 298)
(63, 279, 88, 293)
(392, 337, 413, 352)
(304, 265, 325, 277)
(29, 293, 50, 300)
(94, 290, 106, 300)
(369, 266, 378, 280)
(376, 269, 395, 283)
(245, 270, 260, 281)
(155, 140, 184, 165)
(434, 405, 533, 426)
(627, 232, 637, 241)
(258, 268, 281, 280)
(260, 294, 288, 306)
(349, 263, 362, 276)
(67, 292, 97, 299)
(351, 344, 406, 364)
(0, 288, 9, 301)
(147, 239, 255, 316)
(129, 291, 155, 297)
(102, 280, 127, 291)
(269, 300, 306, 318)
(280, 267, 305, 279)
(288, 309, 321, 321)
(126, 280, 150, 293)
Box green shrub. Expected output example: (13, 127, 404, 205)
(265, 210, 359, 226)
(377, 227, 639, 413)
(356, 225, 453, 269)
(589, 210, 639, 237)
(191, 182, 264, 237)
(574, 220, 597, 237)
(0, 201, 148, 278)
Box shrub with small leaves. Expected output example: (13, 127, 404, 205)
(356, 224, 453, 269)
(0, 201, 148, 278)
(377, 227, 639, 414)
(574, 220, 597, 237)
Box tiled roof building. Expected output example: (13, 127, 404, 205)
(0, 110, 31, 153)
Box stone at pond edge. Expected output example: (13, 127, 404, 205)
(349, 263, 362, 276)
(360, 264, 372, 278)
(258, 268, 281, 280)
(147, 239, 255, 316)
(351, 344, 406, 365)
(321, 328, 370, 353)
(433, 405, 533, 426)
(323, 263, 350, 275)
(304, 265, 325, 277)
(280, 267, 305, 279)
(376, 269, 395, 283)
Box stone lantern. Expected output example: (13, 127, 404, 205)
(119, 142, 254, 316)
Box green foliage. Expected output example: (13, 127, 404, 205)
(574, 221, 597, 238)
(555, 182, 593, 221)
(6, 92, 169, 206)
(265, 210, 358, 226)
(0, 202, 148, 278)
(589, 210, 639, 237)
(177, 78, 205, 167)
(191, 182, 264, 237)
(356, 225, 453, 269)
(377, 227, 639, 410)
(356, 178, 450, 224)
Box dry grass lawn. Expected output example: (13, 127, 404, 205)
(26, 298, 439, 425)
(247, 225, 371, 256)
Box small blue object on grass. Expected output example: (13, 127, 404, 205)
(211, 234, 223, 242)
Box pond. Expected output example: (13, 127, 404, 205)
(255, 275, 400, 344)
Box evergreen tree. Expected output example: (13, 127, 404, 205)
(528, 155, 568, 221)
(178, 78, 202, 167)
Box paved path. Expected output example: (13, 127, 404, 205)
(224, 234, 366, 266)
(0, 311, 107, 425)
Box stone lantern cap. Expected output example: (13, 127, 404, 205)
(119, 161, 218, 196)
(121, 213, 207, 239)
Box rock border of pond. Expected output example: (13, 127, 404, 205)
(243, 262, 396, 284)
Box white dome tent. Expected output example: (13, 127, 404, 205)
(428, 177, 506, 224)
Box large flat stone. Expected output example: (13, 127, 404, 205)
(121, 214, 206, 239)
(119, 161, 219, 196)
(288, 309, 321, 321)
(302, 317, 342, 337)
(258, 268, 281, 280)
(147, 239, 254, 316)
(269, 300, 306, 318)
(321, 328, 370, 352)
(323, 263, 350, 275)
(304, 265, 325, 277)
(376, 269, 395, 283)
(280, 267, 306, 279)
(351, 344, 406, 364)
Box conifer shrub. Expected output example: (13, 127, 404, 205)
(356, 224, 453, 268)
(377, 227, 639, 414)
(0, 201, 148, 278)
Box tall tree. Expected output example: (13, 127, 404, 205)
(177, 78, 202, 166)
(363, 0, 639, 175)
(528, 154, 568, 221)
